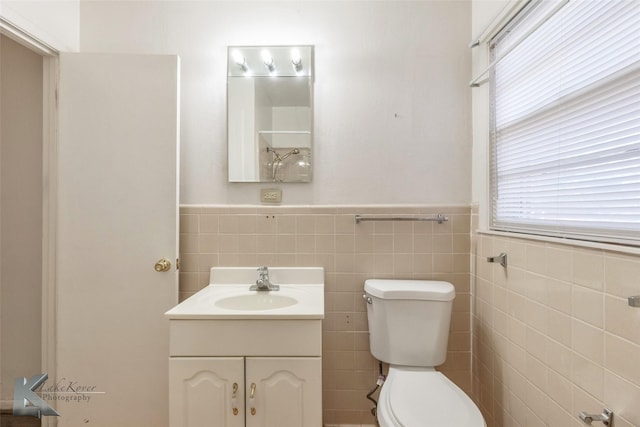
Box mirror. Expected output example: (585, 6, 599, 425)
(227, 46, 314, 183)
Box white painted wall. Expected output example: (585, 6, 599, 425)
(0, 0, 79, 51)
(79, 0, 472, 205)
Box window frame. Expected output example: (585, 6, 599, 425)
(488, 0, 640, 247)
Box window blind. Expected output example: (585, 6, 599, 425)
(490, 0, 640, 245)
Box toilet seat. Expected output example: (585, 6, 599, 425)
(377, 367, 485, 427)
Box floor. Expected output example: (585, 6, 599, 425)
(0, 413, 374, 427)
(0, 412, 40, 427)
(325, 425, 377, 427)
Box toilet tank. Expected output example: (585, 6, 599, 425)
(364, 279, 455, 367)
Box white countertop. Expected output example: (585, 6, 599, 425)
(165, 267, 325, 320)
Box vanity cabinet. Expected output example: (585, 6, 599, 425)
(169, 356, 321, 427)
(165, 267, 325, 427)
(168, 318, 323, 427)
(170, 357, 244, 427)
(245, 357, 321, 426)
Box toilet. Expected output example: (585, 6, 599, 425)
(364, 279, 485, 427)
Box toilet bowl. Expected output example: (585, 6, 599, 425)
(376, 367, 485, 427)
(364, 279, 485, 427)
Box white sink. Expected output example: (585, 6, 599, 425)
(165, 267, 324, 319)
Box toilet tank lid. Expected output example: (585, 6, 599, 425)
(365, 279, 455, 301)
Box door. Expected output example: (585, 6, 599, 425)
(56, 53, 179, 426)
(169, 357, 245, 427)
(246, 357, 322, 427)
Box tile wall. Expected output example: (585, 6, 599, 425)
(471, 210, 640, 426)
(179, 205, 472, 425)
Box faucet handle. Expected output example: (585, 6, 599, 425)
(257, 266, 270, 281)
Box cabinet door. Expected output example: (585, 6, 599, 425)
(170, 357, 245, 427)
(246, 357, 322, 427)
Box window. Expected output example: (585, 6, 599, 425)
(489, 0, 640, 246)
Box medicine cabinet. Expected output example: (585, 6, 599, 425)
(227, 46, 314, 183)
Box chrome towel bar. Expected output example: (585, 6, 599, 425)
(355, 214, 448, 224)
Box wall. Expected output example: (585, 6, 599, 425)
(76, 1, 474, 424)
(470, 1, 640, 426)
(179, 204, 472, 424)
(78, 0, 472, 205)
(0, 34, 43, 402)
(0, 0, 79, 51)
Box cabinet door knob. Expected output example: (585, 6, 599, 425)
(231, 382, 239, 416)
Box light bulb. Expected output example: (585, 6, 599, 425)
(231, 50, 248, 72)
(261, 49, 275, 73)
(291, 48, 303, 72)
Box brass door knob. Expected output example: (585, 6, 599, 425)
(154, 259, 171, 272)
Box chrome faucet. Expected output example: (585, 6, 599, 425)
(250, 266, 279, 291)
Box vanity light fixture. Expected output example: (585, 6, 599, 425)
(228, 46, 311, 78)
(291, 48, 303, 73)
(232, 50, 248, 73)
(261, 49, 275, 73)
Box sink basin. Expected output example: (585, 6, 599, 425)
(165, 267, 324, 319)
(214, 293, 297, 311)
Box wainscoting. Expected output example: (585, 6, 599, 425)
(179, 204, 472, 425)
(471, 209, 640, 426)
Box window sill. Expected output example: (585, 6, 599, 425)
(477, 229, 640, 257)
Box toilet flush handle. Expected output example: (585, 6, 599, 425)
(363, 294, 373, 304)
